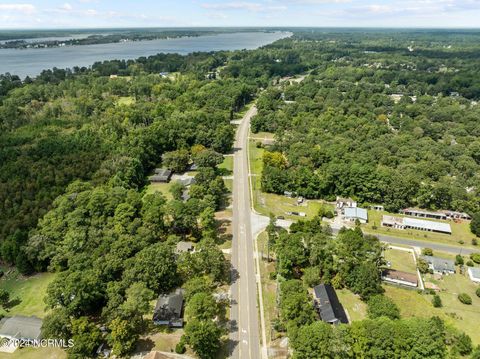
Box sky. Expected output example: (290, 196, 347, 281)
(1, 0, 480, 29)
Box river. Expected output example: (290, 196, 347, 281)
(0, 31, 291, 79)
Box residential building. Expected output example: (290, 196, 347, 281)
(381, 269, 418, 288)
(0, 315, 43, 342)
(421, 255, 455, 275)
(401, 208, 471, 221)
(467, 267, 480, 283)
(381, 215, 452, 234)
(149, 168, 172, 183)
(153, 289, 184, 327)
(336, 196, 357, 209)
(313, 284, 348, 325)
(343, 207, 368, 223)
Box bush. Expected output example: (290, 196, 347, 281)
(432, 294, 442, 308)
(476, 287, 480, 298)
(453, 333, 473, 356)
(422, 248, 433, 256)
(417, 258, 429, 274)
(470, 253, 480, 264)
(472, 238, 478, 246)
(455, 255, 464, 266)
(302, 267, 321, 288)
(367, 295, 400, 320)
(175, 340, 186, 354)
(466, 260, 474, 267)
(471, 212, 480, 237)
(458, 293, 472, 305)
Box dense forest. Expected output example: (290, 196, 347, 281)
(1, 29, 480, 357)
(251, 31, 480, 214)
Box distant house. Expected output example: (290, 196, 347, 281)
(313, 284, 348, 325)
(0, 315, 43, 342)
(153, 289, 184, 327)
(343, 207, 368, 223)
(336, 196, 357, 209)
(467, 267, 480, 283)
(421, 255, 455, 275)
(381, 215, 452, 235)
(178, 177, 196, 187)
(381, 269, 418, 288)
(149, 168, 172, 183)
(400, 208, 471, 221)
(175, 241, 194, 255)
(188, 163, 199, 171)
(371, 205, 384, 211)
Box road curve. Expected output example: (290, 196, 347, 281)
(230, 105, 261, 359)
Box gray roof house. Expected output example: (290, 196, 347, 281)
(421, 255, 455, 275)
(149, 168, 172, 183)
(0, 315, 43, 341)
(153, 289, 184, 327)
(344, 207, 368, 223)
(313, 284, 348, 325)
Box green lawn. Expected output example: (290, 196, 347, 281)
(115, 96, 135, 106)
(336, 289, 367, 322)
(219, 155, 233, 176)
(144, 181, 174, 200)
(0, 347, 66, 359)
(0, 271, 56, 318)
(384, 273, 480, 345)
(383, 247, 417, 273)
(257, 232, 280, 344)
(364, 210, 476, 249)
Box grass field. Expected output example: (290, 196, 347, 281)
(0, 347, 66, 359)
(115, 96, 135, 106)
(384, 273, 480, 345)
(0, 271, 56, 318)
(219, 155, 233, 176)
(383, 247, 417, 273)
(257, 232, 280, 344)
(364, 210, 476, 249)
(144, 181, 174, 200)
(336, 289, 367, 322)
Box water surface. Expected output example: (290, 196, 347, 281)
(0, 32, 291, 78)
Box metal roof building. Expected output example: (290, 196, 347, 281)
(344, 207, 368, 223)
(381, 215, 451, 234)
(467, 267, 480, 283)
(313, 284, 348, 325)
(153, 289, 184, 327)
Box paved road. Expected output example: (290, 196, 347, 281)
(230, 105, 261, 359)
(330, 227, 479, 255)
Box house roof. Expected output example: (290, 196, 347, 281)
(468, 267, 480, 280)
(153, 168, 172, 178)
(313, 284, 348, 324)
(382, 269, 418, 285)
(344, 207, 368, 221)
(421, 255, 455, 272)
(175, 241, 194, 254)
(404, 217, 451, 233)
(178, 177, 195, 187)
(153, 289, 184, 322)
(0, 315, 43, 340)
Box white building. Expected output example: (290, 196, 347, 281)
(467, 267, 480, 283)
(343, 207, 368, 223)
(381, 215, 452, 235)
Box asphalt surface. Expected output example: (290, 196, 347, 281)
(230, 105, 261, 359)
(330, 227, 480, 255)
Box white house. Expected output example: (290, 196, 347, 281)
(467, 267, 480, 283)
